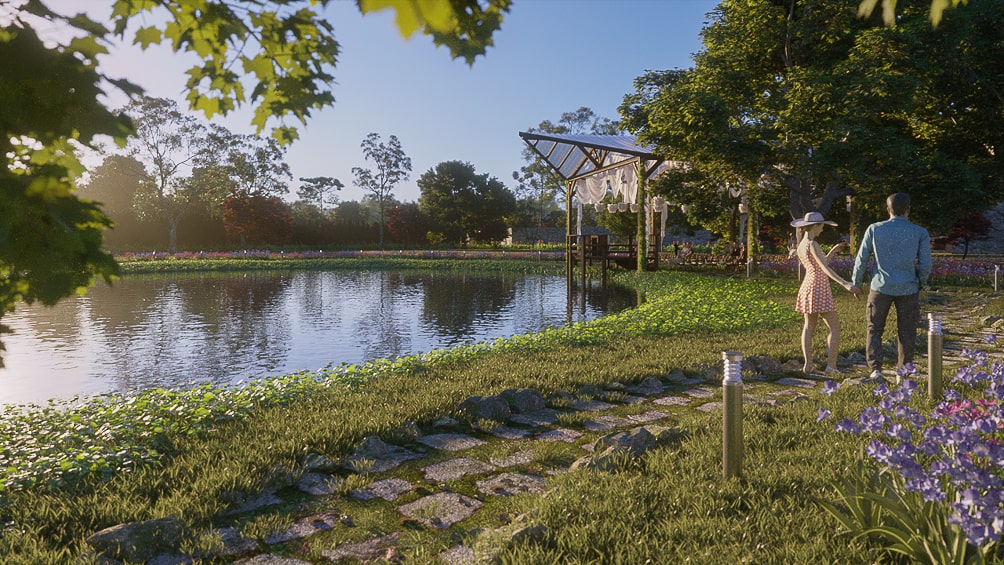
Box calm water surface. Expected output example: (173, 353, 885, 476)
(0, 270, 636, 405)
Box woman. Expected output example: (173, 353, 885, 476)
(791, 212, 857, 374)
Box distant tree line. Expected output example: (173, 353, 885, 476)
(77, 97, 533, 251)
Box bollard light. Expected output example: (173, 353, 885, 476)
(722, 351, 743, 479)
(928, 313, 943, 400)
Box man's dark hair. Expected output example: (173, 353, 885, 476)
(887, 193, 911, 216)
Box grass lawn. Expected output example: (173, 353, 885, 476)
(1, 258, 1000, 563)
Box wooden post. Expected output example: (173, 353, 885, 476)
(566, 180, 574, 288)
(636, 160, 646, 273)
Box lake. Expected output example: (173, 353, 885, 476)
(0, 270, 637, 405)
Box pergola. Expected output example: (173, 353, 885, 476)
(518, 131, 677, 274)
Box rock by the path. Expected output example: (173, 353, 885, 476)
(459, 395, 512, 422)
(398, 493, 482, 529)
(624, 377, 666, 396)
(302, 453, 338, 473)
(500, 388, 546, 413)
(85, 516, 184, 564)
(509, 408, 559, 427)
(296, 472, 342, 496)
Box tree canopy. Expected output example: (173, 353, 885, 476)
(621, 0, 1004, 238)
(419, 160, 516, 245)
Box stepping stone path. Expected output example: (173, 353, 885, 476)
(81, 290, 1001, 564)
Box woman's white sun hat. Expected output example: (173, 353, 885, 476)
(790, 211, 837, 227)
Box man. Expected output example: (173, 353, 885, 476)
(851, 193, 932, 382)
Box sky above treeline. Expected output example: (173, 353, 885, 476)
(44, 0, 718, 203)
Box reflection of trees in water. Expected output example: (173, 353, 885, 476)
(353, 272, 416, 360)
(3, 270, 639, 403)
(83, 272, 293, 391)
(420, 272, 519, 339)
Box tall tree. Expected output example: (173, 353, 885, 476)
(418, 160, 516, 245)
(352, 133, 412, 248)
(125, 96, 207, 252)
(298, 176, 343, 211)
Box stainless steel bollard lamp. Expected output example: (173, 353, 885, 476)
(928, 313, 943, 400)
(722, 351, 743, 479)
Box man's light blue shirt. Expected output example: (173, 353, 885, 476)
(852, 216, 932, 296)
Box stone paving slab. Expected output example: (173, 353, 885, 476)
(618, 394, 649, 404)
(422, 458, 496, 482)
(440, 544, 476, 565)
(398, 493, 482, 529)
(236, 555, 312, 565)
(566, 399, 617, 412)
(653, 395, 691, 407)
(773, 377, 818, 388)
(490, 449, 535, 468)
(535, 428, 583, 443)
(487, 425, 532, 440)
(696, 401, 723, 413)
(627, 410, 669, 423)
(321, 533, 400, 562)
(350, 478, 414, 502)
(509, 408, 559, 427)
(476, 472, 546, 497)
(263, 510, 342, 545)
(684, 386, 715, 398)
(581, 415, 635, 431)
(417, 433, 487, 451)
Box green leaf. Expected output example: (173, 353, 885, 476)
(133, 26, 162, 49)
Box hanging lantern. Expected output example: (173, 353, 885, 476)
(595, 202, 605, 213)
(630, 203, 639, 213)
(607, 203, 619, 213)
(618, 202, 630, 212)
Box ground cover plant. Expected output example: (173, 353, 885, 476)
(0, 255, 999, 563)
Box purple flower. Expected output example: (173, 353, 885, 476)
(985, 334, 997, 344)
(835, 418, 859, 434)
(866, 440, 893, 463)
(817, 408, 831, 422)
(822, 380, 839, 396)
(858, 407, 888, 433)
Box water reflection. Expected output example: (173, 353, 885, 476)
(0, 270, 636, 404)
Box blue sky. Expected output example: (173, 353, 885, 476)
(81, 0, 718, 203)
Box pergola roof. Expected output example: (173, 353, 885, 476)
(517, 131, 667, 182)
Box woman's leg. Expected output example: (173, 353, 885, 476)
(802, 313, 818, 373)
(821, 311, 841, 372)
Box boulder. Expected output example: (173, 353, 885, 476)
(85, 516, 184, 563)
(499, 388, 546, 413)
(459, 395, 511, 422)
